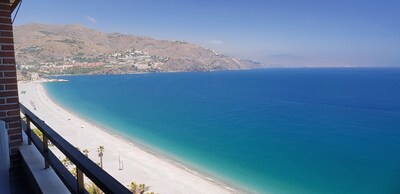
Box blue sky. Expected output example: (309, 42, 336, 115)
(14, 0, 400, 67)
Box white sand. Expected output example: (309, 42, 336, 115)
(18, 81, 239, 194)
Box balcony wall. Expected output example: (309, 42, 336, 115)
(0, 0, 22, 180)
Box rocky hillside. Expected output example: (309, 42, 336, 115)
(14, 24, 262, 75)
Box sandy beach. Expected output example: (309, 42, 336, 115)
(18, 81, 238, 194)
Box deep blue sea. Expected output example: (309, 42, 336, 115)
(45, 68, 400, 194)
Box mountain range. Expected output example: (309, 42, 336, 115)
(14, 24, 263, 75)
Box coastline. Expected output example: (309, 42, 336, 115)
(18, 81, 243, 194)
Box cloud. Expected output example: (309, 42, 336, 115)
(86, 16, 97, 23)
(210, 40, 223, 45)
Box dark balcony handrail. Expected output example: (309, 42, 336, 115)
(20, 104, 131, 194)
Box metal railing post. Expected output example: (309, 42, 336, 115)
(77, 168, 85, 193)
(43, 135, 49, 168)
(26, 117, 32, 145)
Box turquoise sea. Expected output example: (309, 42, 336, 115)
(45, 68, 400, 194)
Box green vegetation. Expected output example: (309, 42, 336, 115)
(57, 38, 82, 44)
(72, 56, 100, 63)
(85, 182, 102, 194)
(39, 30, 57, 36)
(83, 148, 89, 157)
(61, 157, 72, 168)
(70, 166, 77, 177)
(139, 184, 145, 194)
(31, 127, 54, 146)
(61, 67, 104, 75)
(60, 156, 77, 178)
(32, 128, 42, 140)
(129, 182, 137, 193)
(20, 46, 43, 54)
(128, 182, 152, 194)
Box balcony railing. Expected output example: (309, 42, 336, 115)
(20, 104, 131, 194)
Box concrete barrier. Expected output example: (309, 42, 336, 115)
(0, 120, 10, 193)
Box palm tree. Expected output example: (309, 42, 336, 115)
(97, 145, 104, 168)
(83, 148, 89, 157)
(139, 184, 145, 194)
(129, 181, 137, 193)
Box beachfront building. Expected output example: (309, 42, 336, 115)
(0, 1, 131, 193)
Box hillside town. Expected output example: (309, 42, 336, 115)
(17, 49, 170, 75)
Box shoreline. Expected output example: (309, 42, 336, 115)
(44, 84, 241, 193)
(18, 81, 244, 194)
(33, 66, 400, 79)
